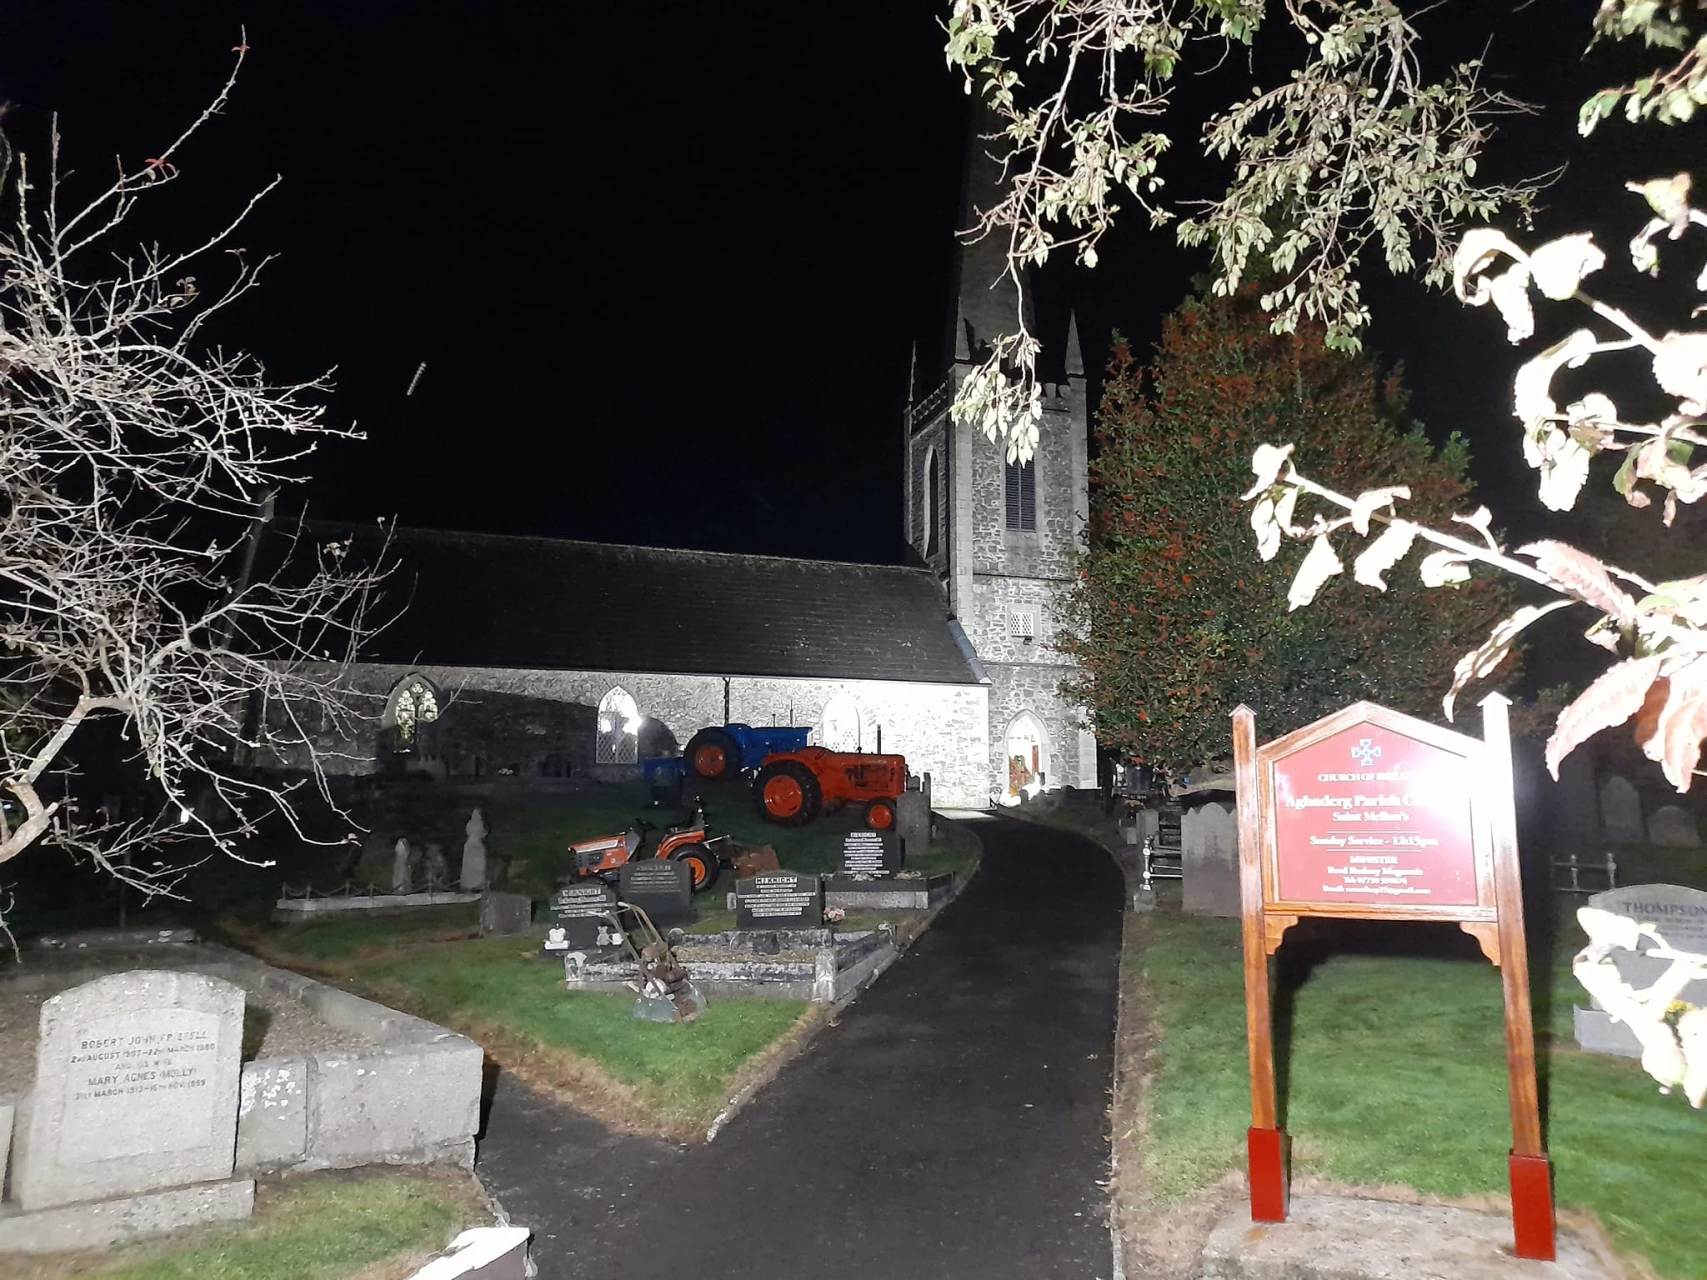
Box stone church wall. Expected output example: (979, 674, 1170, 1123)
(275, 663, 991, 810)
(968, 395, 1083, 581)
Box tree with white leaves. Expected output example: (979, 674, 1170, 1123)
(944, 0, 1706, 461)
(0, 54, 386, 942)
(1245, 171, 1707, 791)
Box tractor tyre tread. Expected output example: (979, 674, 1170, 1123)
(753, 760, 822, 827)
(685, 728, 740, 783)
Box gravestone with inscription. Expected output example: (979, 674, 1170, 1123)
(550, 881, 617, 948)
(12, 971, 249, 1215)
(618, 858, 694, 926)
(841, 829, 903, 878)
(736, 872, 823, 929)
(1181, 801, 1240, 918)
(1574, 882, 1707, 1057)
(1599, 775, 1644, 844)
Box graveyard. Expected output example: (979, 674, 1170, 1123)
(1008, 773, 1707, 1279)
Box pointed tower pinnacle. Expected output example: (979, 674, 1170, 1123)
(1065, 309, 1084, 379)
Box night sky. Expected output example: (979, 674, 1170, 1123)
(0, 1, 1695, 563)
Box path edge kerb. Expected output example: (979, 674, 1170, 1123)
(703, 814, 987, 1142)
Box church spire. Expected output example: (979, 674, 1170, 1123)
(1065, 309, 1084, 379)
(952, 107, 1032, 367)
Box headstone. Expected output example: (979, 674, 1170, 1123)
(13, 971, 248, 1211)
(1599, 775, 1643, 844)
(840, 829, 903, 878)
(1181, 801, 1240, 918)
(897, 788, 930, 859)
(736, 872, 823, 929)
(479, 891, 531, 936)
(550, 881, 617, 948)
(461, 808, 489, 892)
(618, 859, 695, 926)
(1647, 805, 1701, 849)
(392, 838, 412, 894)
(1574, 883, 1707, 1055)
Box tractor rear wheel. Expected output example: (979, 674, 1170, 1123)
(754, 760, 822, 827)
(865, 798, 897, 831)
(670, 841, 721, 893)
(685, 729, 740, 783)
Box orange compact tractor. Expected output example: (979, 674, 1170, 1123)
(567, 800, 728, 892)
(752, 746, 908, 830)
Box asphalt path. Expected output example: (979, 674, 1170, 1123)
(475, 816, 1125, 1279)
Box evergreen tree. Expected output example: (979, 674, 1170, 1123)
(1060, 290, 1512, 770)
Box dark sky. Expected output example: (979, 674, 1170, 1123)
(0, 1, 1693, 562)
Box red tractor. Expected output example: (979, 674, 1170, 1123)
(752, 746, 907, 830)
(567, 801, 728, 892)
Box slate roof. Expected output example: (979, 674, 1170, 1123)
(321, 525, 980, 685)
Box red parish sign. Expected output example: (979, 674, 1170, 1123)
(1271, 725, 1477, 908)
(1231, 698, 1553, 1261)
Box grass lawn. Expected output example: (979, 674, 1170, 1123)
(1137, 907, 1707, 1278)
(239, 922, 815, 1139)
(16, 1168, 487, 1280)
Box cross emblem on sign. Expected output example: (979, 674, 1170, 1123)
(1350, 738, 1381, 767)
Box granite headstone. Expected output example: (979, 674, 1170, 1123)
(550, 881, 618, 948)
(1599, 775, 1643, 844)
(736, 872, 823, 929)
(1573, 882, 1707, 1056)
(840, 830, 903, 878)
(13, 970, 247, 1211)
(618, 858, 695, 926)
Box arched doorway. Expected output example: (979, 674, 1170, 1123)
(1005, 712, 1049, 801)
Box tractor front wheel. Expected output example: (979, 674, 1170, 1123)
(685, 729, 741, 783)
(865, 798, 897, 831)
(670, 842, 721, 893)
(754, 760, 822, 827)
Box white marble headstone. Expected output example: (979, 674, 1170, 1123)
(13, 970, 245, 1210)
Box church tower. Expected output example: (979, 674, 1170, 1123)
(904, 117, 1098, 803)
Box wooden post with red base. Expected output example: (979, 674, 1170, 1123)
(1482, 695, 1556, 1262)
(1232, 707, 1287, 1221)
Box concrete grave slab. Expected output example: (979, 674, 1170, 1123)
(0, 1176, 254, 1253)
(1201, 1195, 1614, 1280)
(12, 971, 244, 1211)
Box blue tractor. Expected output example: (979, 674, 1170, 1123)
(683, 723, 811, 784)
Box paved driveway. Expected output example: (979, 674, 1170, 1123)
(476, 816, 1125, 1279)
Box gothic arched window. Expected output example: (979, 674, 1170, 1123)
(925, 447, 941, 557)
(388, 677, 440, 749)
(817, 691, 864, 752)
(1005, 457, 1036, 531)
(596, 687, 641, 764)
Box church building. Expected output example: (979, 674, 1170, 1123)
(305, 134, 1097, 810)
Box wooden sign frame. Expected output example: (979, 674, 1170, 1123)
(1231, 695, 1554, 1261)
